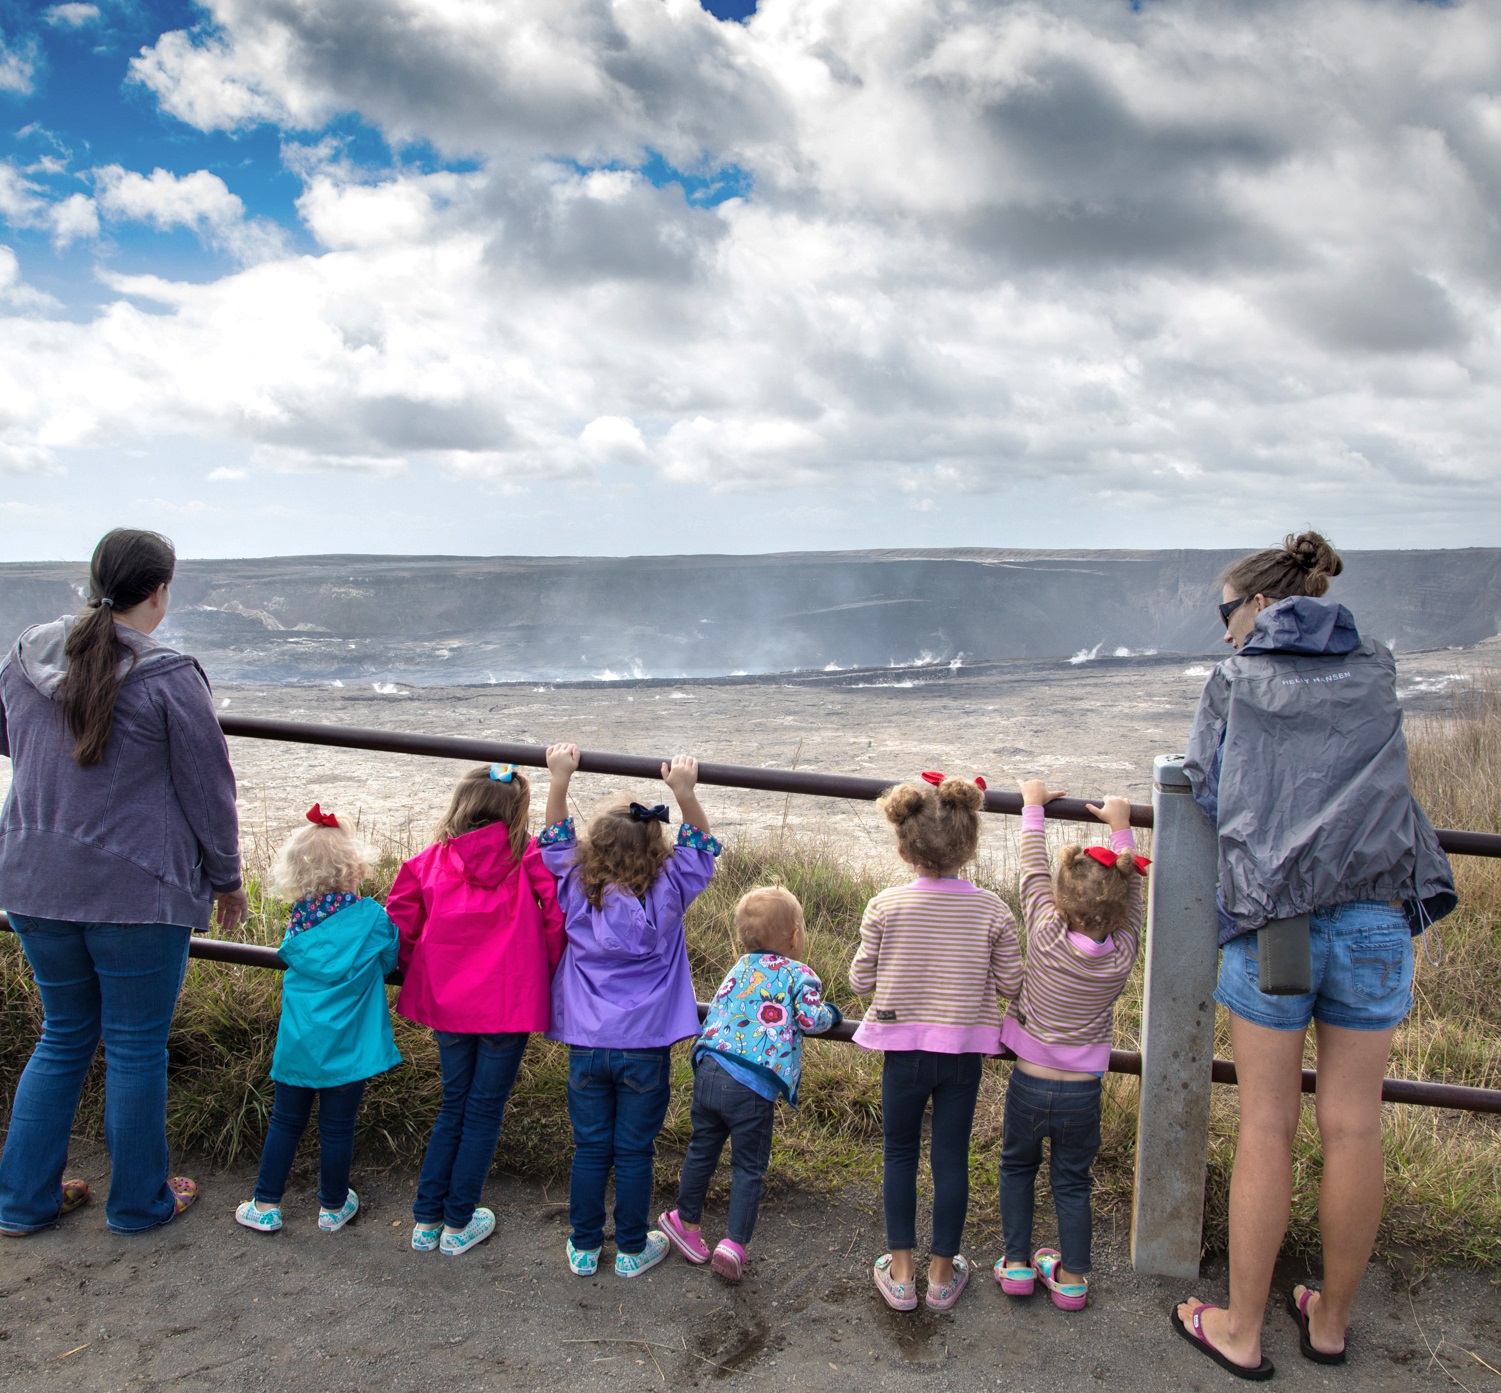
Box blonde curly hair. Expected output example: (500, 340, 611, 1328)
(878, 777, 984, 876)
(269, 821, 372, 902)
(1054, 846, 1142, 937)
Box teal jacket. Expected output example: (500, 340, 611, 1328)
(271, 898, 402, 1089)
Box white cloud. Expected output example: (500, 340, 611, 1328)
(44, 4, 101, 28)
(579, 416, 649, 467)
(88, 165, 287, 262)
(206, 466, 248, 480)
(0, 31, 34, 95)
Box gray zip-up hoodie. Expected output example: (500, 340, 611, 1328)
(1183, 597, 1456, 945)
(0, 617, 241, 930)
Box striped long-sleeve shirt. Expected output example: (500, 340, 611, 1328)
(848, 879, 1022, 1055)
(1000, 806, 1143, 1074)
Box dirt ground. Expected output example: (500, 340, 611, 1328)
(2, 1138, 1498, 1393)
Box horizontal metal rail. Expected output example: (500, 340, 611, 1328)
(216, 714, 1501, 854)
(2, 914, 1496, 1115)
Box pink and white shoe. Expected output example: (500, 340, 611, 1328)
(711, 1239, 746, 1283)
(658, 1209, 710, 1265)
(1034, 1248, 1088, 1311)
(994, 1257, 1036, 1297)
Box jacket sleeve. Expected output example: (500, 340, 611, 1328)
(523, 841, 568, 974)
(848, 898, 882, 995)
(792, 967, 841, 1033)
(1183, 668, 1230, 823)
(386, 860, 427, 976)
(1018, 823, 1066, 956)
(376, 907, 401, 979)
(159, 663, 242, 893)
(991, 900, 1024, 1004)
(1112, 829, 1147, 964)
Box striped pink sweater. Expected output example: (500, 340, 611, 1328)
(1000, 806, 1143, 1074)
(848, 878, 1022, 1055)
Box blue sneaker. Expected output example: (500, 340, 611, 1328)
(440, 1208, 495, 1256)
(411, 1222, 441, 1252)
(318, 1189, 359, 1233)
(567, 1238, 601, 1276)
(235, 1200, 282, 1233)
(615, 1231, 669, 1278)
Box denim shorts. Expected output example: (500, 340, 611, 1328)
(1214, 900, 1415, 1033)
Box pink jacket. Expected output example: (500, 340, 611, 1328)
(389, 822, 565, 1035)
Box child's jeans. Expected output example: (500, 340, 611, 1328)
(999, 1068, 1102, 1275)
(414, 1031, 528, 1229)
(674, 1054, 777, 1246)
(566, 1045, 673, 1256)
(254, 1079, 367, 1210)
(881, 1050, 983, 1259)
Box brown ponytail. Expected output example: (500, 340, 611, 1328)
(61, 529, 176, 767)
(1221, 530, 1343, 602)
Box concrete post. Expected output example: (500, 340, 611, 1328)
(1130, 754, 1221, 1279)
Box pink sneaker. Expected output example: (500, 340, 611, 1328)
(658, 1210, 710, 1265)
(711, 1239, 746, 1283)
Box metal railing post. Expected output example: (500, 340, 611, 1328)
(1130, 753, 1220, 1278)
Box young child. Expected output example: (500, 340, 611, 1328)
(388, 764, 565, 1257)
(659, 885, 842, 1282)
(236, 805, 400, 1235)
(995, 781, 1146, 1310)
(540, 741, 721, 1279)
(850, 772, 1022, 1314)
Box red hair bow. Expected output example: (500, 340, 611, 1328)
(921, 770, 987, 791)
(306, 803, 340, 829)
(1083, 846, 1150, 875)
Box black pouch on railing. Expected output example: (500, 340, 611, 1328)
(1257, 914, 1312, 996)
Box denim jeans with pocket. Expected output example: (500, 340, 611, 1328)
(0, 917, 190, 1234)
(414, 1030, 528, 1228)
(999, 1067, 1103, 1275)
(674, 1054, 777, 1246)
(880, 1049, 983, 1258)
(566, 1045, 674, 1255)
(254, 1078, 367, 1210)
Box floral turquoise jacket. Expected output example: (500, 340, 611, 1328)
(693, 952, 842, 1106)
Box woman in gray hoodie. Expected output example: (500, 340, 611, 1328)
(1171, 532, 1454, 1380)
(0, 529, 245, 1235)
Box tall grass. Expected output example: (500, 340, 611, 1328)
(1, 674, 1498, 1261)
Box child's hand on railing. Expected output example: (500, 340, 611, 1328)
(1017, 778, 1067, 807)
(1086, 796, 1132, 833)
(663, 755, 712, 836)
(546, 742, 581, 779)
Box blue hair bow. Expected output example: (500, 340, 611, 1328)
(629, 802, 670, 824)
(489, 763, 516, 783)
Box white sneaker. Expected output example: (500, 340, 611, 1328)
(440, 1208, 495, 1256)
(615, 1231, 669, 1278)
(235, 1200, 282, 1233)
(318, 1189, 359, 1233)
(412, 1222, 442, 1252)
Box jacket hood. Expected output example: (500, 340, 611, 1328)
(1238, 596, 1361, 658)
(10, 616, 184, 700)
(439, 820, 522, 889)
(280, 899, 391, 985)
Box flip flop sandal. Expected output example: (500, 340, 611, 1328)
(994, 1258, 1036, 1297)
(873, 1254, 917, 1312)
(60, 1179, 90, 1216)
(925, 1255, 970, 1312)
(1286, 1287, 1347, 1365)
(1034, 1248, 1088, 1312)
(1170, 1302, 1275, 1382)
(168, 1177, 198, 1217)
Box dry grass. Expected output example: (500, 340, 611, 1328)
(1, 673, 1498, 1261)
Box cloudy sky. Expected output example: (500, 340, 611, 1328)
(0, 0, 1497, 560)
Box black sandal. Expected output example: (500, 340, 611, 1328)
(1286, 1286, 1347, 1365)
(1170, 1302, 1274, 1381)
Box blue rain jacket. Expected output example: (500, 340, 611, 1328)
(271, 898, 402, 1089)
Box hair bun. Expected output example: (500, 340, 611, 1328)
(936, 777, 984, 813)
(881, 784, 927, 825)
(1283, 530, 1342, 592)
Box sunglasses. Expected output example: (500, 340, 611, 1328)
(1217, 597, 1249, 627)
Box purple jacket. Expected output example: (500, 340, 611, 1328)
(540, 820, 719, 1049)
(0, 617, 241, 930)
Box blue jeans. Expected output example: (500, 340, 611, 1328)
(999, 1068, 1102, 1275)
(674, 1055, 777, 1246)
(0, 917, 191, 1234)
(254, 1080, 366, 1209)
(414, 1031, 528, 1228)
(566, 1045, 673, 1255)
(881, 1050, 982, 1258)
(1215, 901, 1416, 1032)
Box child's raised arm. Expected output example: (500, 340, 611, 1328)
(1017, 777, 1067, 934)
(544, 742, 580, 828)
(662, 754, 711, 835)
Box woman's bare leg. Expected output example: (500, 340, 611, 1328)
(1302, 1021, 1396, 1354)
(1178, 1013, 1305, 1368)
